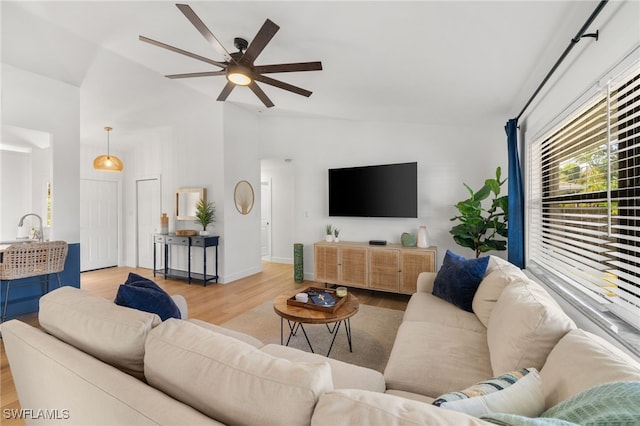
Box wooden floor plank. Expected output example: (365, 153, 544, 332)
(1, 262, 409, 425)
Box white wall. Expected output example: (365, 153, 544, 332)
(256, 115, 506, 279)
(2, 64, 80, 243)
(222, 103, 263, 282)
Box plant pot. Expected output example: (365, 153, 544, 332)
(325, 235, 333, 242)
(200, 230, 210, 236)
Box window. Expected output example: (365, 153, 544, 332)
(528, 65, 640, 335)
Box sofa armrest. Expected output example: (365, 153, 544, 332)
(416, 272, 437, 293)
(171, 295, 188, 319)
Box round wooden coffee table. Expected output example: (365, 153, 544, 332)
(273, 292, 359, 357)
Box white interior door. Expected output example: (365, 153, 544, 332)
(261, 178, 272, 260)
(80, 179, 118, 271)
(136, 178, 161, 269)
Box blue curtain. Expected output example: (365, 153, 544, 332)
(505, 118, 524, 268)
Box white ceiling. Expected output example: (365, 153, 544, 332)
(2, 0, 606, 149)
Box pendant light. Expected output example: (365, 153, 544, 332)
(93, 126, 123, 172)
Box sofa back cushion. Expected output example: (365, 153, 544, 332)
(145, 319, 333, 426)
(487, 280, 576, 374)
(540, 328, 640, 409)
(39, 286, 161, 380)
(311, 389, 493, 426)
(472, 259, 528, 327)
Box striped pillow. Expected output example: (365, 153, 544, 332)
(432, 368, 534, 406)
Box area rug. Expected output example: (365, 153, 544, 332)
(221, 301, 404, 373)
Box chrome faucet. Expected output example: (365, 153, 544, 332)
(18, 213, 43, 242)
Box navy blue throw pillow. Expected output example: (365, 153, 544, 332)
(114, 273, 181, 321)
(432, 250, 490, 312)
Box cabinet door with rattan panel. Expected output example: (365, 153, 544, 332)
(339, 246, 368, 288)
(368, 248, 400, 292)
(400, 249, 436, 294)
(314, 244, 339, 284)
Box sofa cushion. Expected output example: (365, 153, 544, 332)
(433, 367, 534, 406)
(187, 319, 264, 348)
(472, 265, 525, 328)
(311, 389, 494, 426)
(403, 292, 486, 333)
(114, 273, 181, 321)
(439, 370, 545, 418)
(433, 250, 490, 312)
(540, 328, 640, 409)
(384, 321, 492, 397)
(260, 343, 385, 392)
(385, 389, 436, 405)
(39, 286, 161, 380)
(145, 319, 333, 426)
(487, 279, 575, 374)
(1, 319, 223, 426)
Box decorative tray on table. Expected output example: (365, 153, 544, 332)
(286, 286, 347, 313)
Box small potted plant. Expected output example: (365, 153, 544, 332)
(325, 224, 333, 242)
(333, 228, 340, 242)
(195, 199, 215, 236)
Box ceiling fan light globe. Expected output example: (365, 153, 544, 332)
(227, 71, 252, 86)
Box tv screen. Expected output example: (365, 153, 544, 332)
(329, 162, 418, 218)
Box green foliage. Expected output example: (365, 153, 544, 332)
(325, 224, 333, 235)
(195, 199, 215, 230)
(450, 167, 508, 258)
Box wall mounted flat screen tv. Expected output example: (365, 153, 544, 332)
(329, 162, 417, 218)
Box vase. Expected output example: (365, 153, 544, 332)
(160, 213, 169, 234)
(401, 232, 417, 247)
(417, 226, 429, 248)
(199, 230, 210, 236)
(293, 243, 304, 283)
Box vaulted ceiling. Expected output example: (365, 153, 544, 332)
(2, 1, 606, 149)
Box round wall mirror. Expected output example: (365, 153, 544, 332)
(234, 180, 254, 215)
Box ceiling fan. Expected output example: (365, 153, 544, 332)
(139, 3, 323, 108)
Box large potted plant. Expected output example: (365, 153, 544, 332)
(450, 167, 508, 258)
(195, 199, 215, 236)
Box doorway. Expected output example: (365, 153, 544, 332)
(136, 177, 161, 269)
(80, 179, 118, 271)
(261, 178, 272, 261)
(260, 159, 294, 264)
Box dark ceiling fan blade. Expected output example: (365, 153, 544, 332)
(253, 75, 312, 97)
(248, 82, 275, 108)
(166, 71, 227, 79)
(176, 3, 234, 63)
(253, 62, 323, 74)
(139, 36, 227, 68)
(217, 81, 236, 101)
(239, 19, 280, 66)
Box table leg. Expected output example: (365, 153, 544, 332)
(282, 320, 315, 353)
(345, 317, 353, 352)
(326, 320, 343, 357)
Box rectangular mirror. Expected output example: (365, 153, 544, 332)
(175, 188, 206, 221)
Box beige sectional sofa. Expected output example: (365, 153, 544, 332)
(2, 256, 640, 425)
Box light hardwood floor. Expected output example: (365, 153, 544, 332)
(1, 262, 409, 426)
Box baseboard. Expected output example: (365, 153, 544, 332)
(270, 257, 293, 264)
(222, 265, 263, 284)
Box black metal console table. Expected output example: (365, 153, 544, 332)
(153, 233, 219, 286)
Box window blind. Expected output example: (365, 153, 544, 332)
(528, 65, 640, 330)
